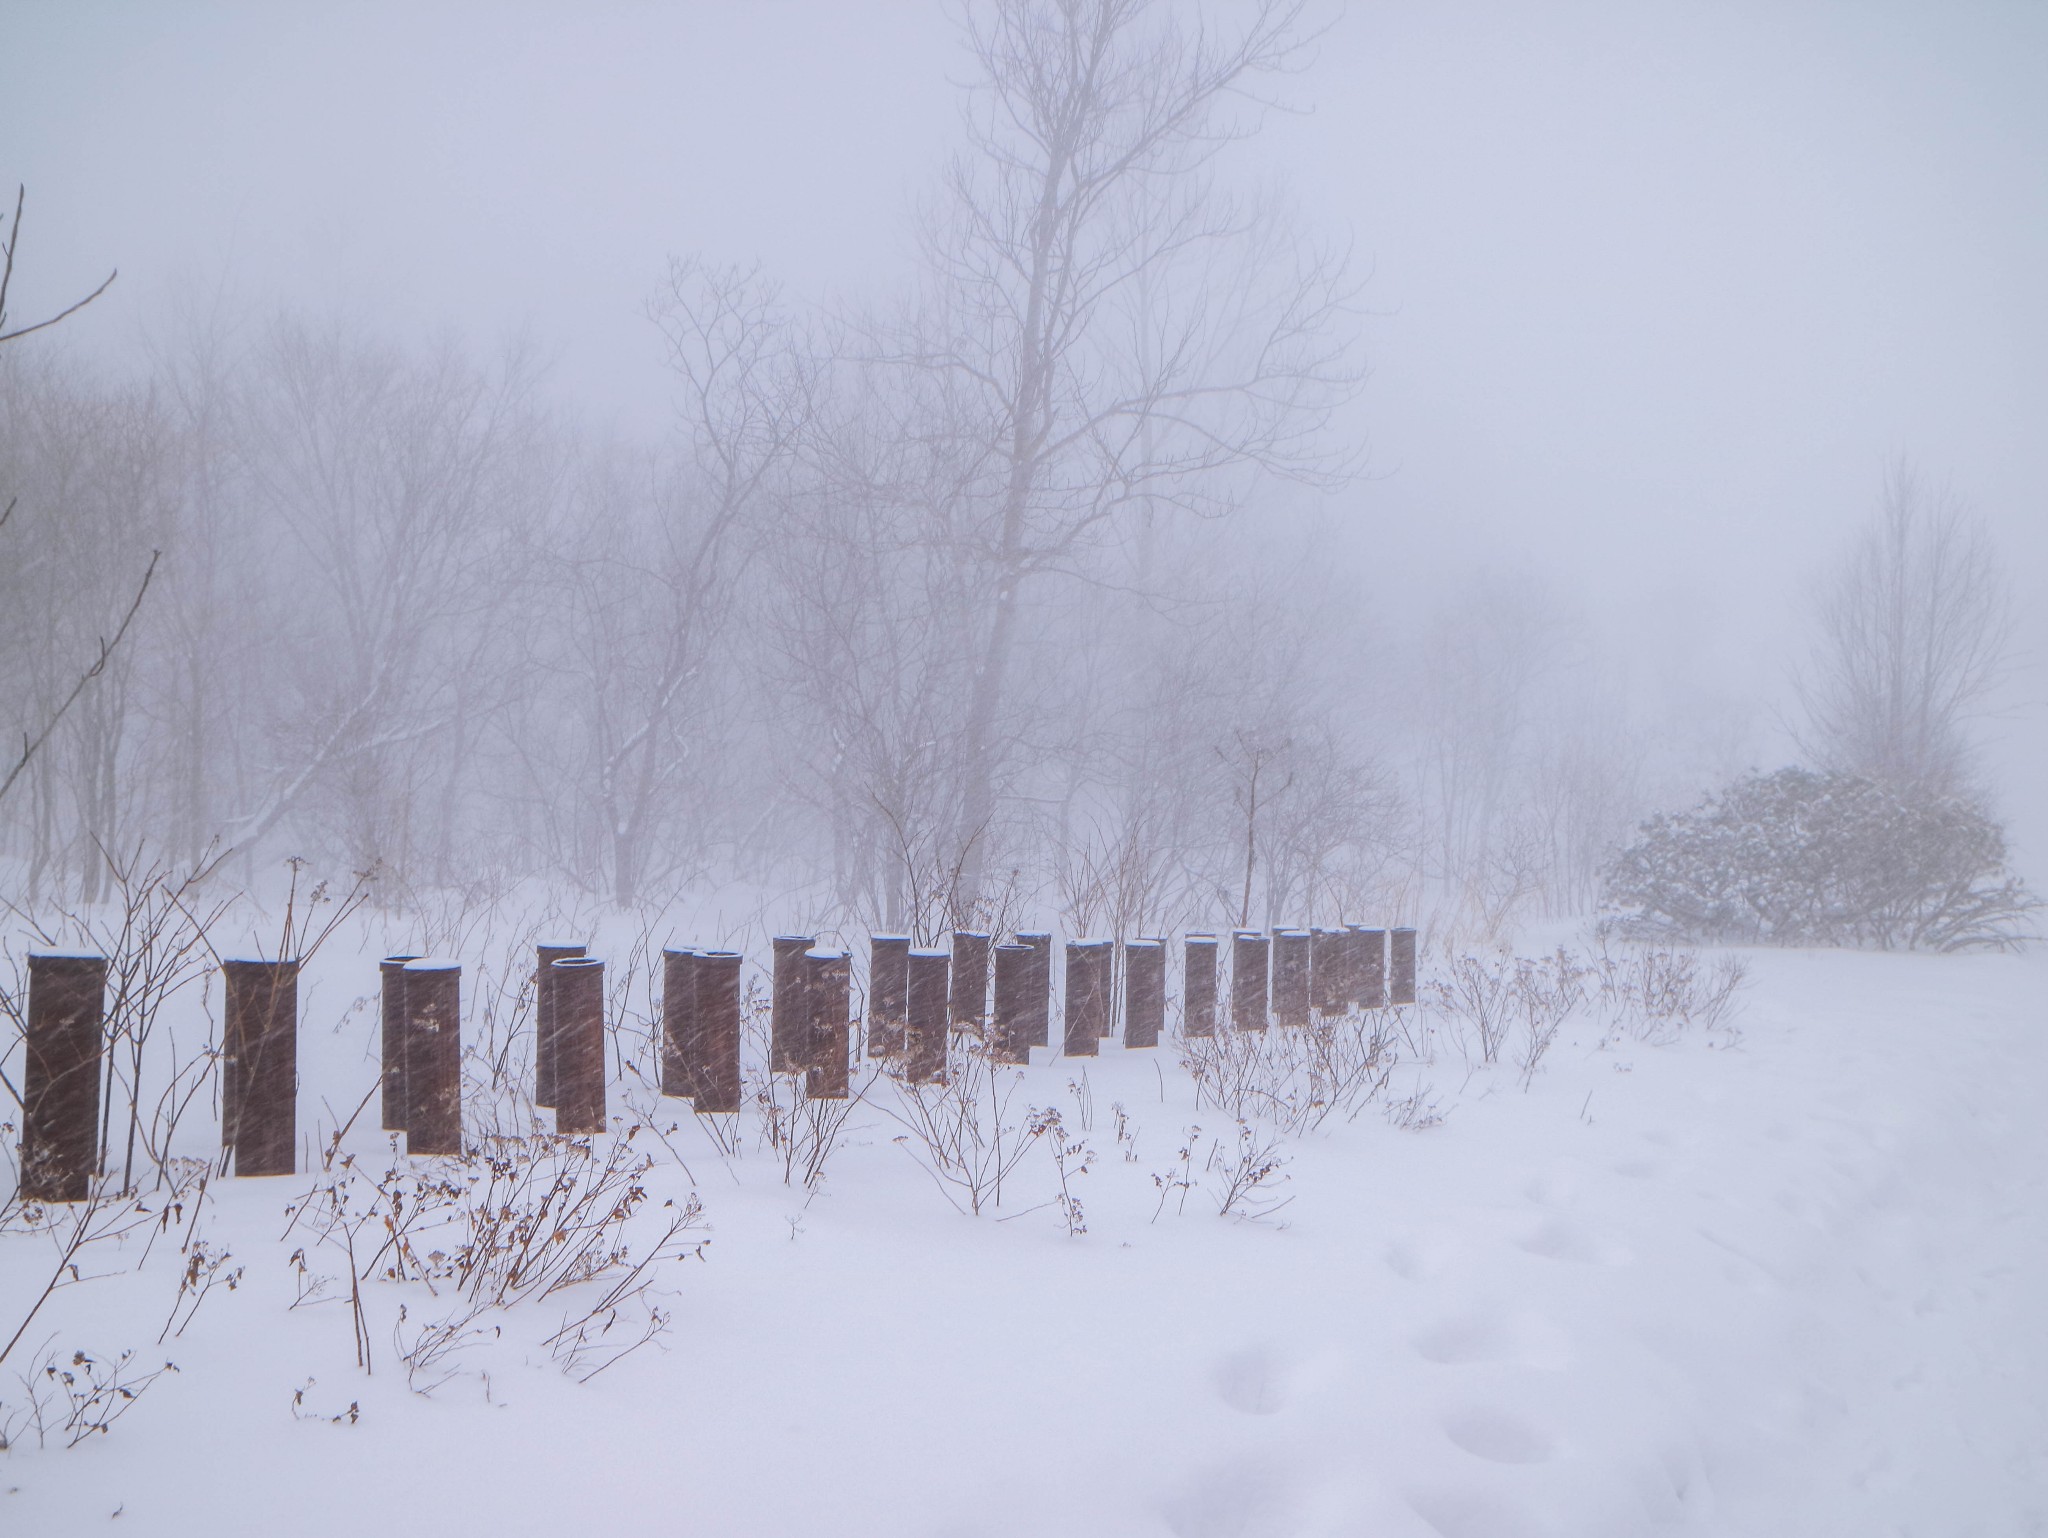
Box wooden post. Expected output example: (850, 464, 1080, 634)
(1121, 939, 1165, 1049)
(402, 959, 462, 1156)
(1309, 928, 1343, 1016)
(1353, 926, 1387, 1009)
(1182, 935, 1217, 1039)
(906, 948, 950, 1084)
(1272, 928, 1311, 1027)
(771, 935, 814, 1073)
(1390, 927, 1418, 1006)
(660, 947, 699, 1098)
(551, 956, 607, 1135)
(990, 943, 1032, 1065)
(533, 940, 585, 1108)
(1018, 932, 1052, 1050)
(223, 958, 298, 1177)
(1230, 931, 1270, 1032)
(1063, 940, 1110, 1058)
(866, 934, 910, 1059)
(948, 931, 990, 1034)
(806, 950, 851, 1099)
(379, 955, 419, 1132)
(1337, 924, 1365, 1010)
(692, 951, 743, 1113)
(21, 952, 106, 1202)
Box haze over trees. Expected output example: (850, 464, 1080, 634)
(0, 1, 2031, 951)
(1794, 459, 2015, 799)
(0, 184, 152, 841)
(1601, 463, 2035, 951)
(1, 6, 2045, 1521)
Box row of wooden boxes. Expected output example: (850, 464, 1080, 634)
(12, 926, 1415, 1192)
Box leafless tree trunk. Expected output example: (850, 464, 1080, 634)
(1225, 728, 1287, 929)
(762, 349, 983, 934)
(1796, 459, 2014, 796)
(144, 292, 247, 869)
(227, 320, 538, 873)
(553, 259, 810, 906)
(886, 0, 1363, 903)
(0, 188, 151, 831)
(0, 358, 168, 897)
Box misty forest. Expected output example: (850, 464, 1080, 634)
(1, 4, 2043, 1534)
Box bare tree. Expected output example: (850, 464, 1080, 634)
(0, 357, 170, 897)
(549, 259, 811, 906)
(1795, 459, 2015, 796)
(538, 440, 751, 906)
(1408, 575, 1566, 934)
(1519, 681, 1648, 919)
(0, 187, 153, 818)
(881, 0, 1365, 901)
(1046, 618, 1216, 940)
(1036, 529, 1398, 939)
(1243, 721, 1398, 927)
(229, 319, 541, 872)
(142, 287, 253, 868)
(1220, 726, 1290, 928)
(763, 344, 988, 933)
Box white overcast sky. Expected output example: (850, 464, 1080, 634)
(4, 1, 2044, 862)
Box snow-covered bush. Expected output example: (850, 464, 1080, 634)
(1599, 768, 2038, 951)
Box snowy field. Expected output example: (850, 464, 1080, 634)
(3, 937, 2043, 1538)
(5, 4, 2042, 1534)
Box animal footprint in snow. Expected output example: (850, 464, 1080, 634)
(1441, 1406, 1554, 1466)
(1413, 1313, 1516, 1366)
(1514, 1216, 1631, 1265)
(1157, 1461, 1302, 1538)
(1412, 1309, 1573, 1370)
(1521, 1163, 1586, 1206)
(1384, 1232, 1455, 1282)
(1407, 1486, 1546, 1538)
(1212, 1345, 1289, 1415)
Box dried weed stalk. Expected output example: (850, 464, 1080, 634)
(881, 1036, 1040, 1215)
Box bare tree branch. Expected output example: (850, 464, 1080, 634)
(0, 185, 119, 347)
(1794, 458, 2016, 796)
(0, 549, 159, 806)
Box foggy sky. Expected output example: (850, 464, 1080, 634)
(4, 0, 2043, 870)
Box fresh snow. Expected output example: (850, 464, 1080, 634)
(3, 943, 2043, 1536)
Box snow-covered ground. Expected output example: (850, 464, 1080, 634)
(4, 940, 2043, 1536)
